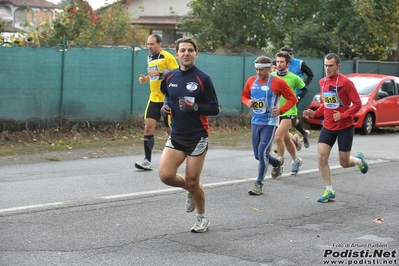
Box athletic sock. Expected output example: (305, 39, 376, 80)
(143, 135, 154, 162)
(294, 121, 306, 136)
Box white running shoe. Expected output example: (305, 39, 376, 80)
(303, 130, 310, 148)
(191, 216, 210, 233)
(290, 157, 303, 175)
(248, 183, 263, 195)
(134, 158, 152, 170)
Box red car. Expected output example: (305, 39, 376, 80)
(306, 73, 399, 134)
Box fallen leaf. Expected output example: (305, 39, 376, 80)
(373, 218, 384, 224)
(249, 207, 260, 211)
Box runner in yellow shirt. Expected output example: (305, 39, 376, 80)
(135, 34, 179, 170)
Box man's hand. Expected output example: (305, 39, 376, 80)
(160, 105, 171, 117)
(333, 110, 341, 121)
(303, 109, 314, 118)
(148, 69, 161, 78)
(272, 107, 281, 117)
(246, 100, 254, 108)
(139, 74, 148, 84)
(179, 98, 196, 112)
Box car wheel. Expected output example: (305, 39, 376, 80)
(360, 113, 374, 135)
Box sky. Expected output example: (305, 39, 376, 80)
(47, 0, 118, 10)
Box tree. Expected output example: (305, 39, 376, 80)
(57, 0, 73, 9)
(352, 0, 399, 60)
(263, 0, 320, 54)
(299, 0, 399, 60)
(50, 0, 100, 46)
(25, 20, 55, 47)
(96, 3, 139, 46)
(182, 0, 399, 61)
(48, 0, 136, 47)
(181, 0, 272, 52)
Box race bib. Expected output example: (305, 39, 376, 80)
(252, 98, 268, 114)
(148, 66, 159, 80)
(322, 91, 340, 109)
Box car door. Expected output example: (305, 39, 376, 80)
(375, 79, 399, 125)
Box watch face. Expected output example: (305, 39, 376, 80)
(194, 104, 198, 111)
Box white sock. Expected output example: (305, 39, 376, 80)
(196, 213, 204, 218)
(326, 185, 334, 192)
(356, 158, 362, 166)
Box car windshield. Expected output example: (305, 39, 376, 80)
(348, 77, 381, 95)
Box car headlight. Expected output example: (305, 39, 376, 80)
(313, 94, 321, 103)
(361, 97, 368, 105)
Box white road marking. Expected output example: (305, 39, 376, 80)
(0, 202, 65, 213)
(0, 159, 387, 214)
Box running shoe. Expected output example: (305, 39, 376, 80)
(248, 183, 263, 195)
(279, 166, 285, 176)
(303, 130, 310, 148)
(355, 152, 369, 174)
(134, 158, 152, 170)
(290, 157, 303, 175)
(271, 156, 284, 179)
(185, 191, 196, 212)
(191, 216, 210, 233)
(317, 189, 336, 203)
(293, 134, 302, 151)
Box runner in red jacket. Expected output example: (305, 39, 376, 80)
(303, 53, 369, 203)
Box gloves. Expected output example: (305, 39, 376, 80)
(179, 98, 198, 112)
(160, 104, 171, 117)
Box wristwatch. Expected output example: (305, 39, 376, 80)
(193, 103, 198, 111)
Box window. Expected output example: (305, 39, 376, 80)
(150, 29, 189, 47)
(151, 30, 163, 40)
(380, 80, 394, 96)
(394, 81, 399, 96)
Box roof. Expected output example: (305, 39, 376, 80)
(346, 73, 397, 79)
(0, 0, 59, 8)
(131, 16, 181, 25)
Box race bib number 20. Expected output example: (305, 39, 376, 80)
(253, 99, 268, 114)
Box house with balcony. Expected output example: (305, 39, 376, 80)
(0, 0, 59, 31)
(100, 0, 191, 47)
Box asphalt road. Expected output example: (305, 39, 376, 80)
(1, 133, 398, 266)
